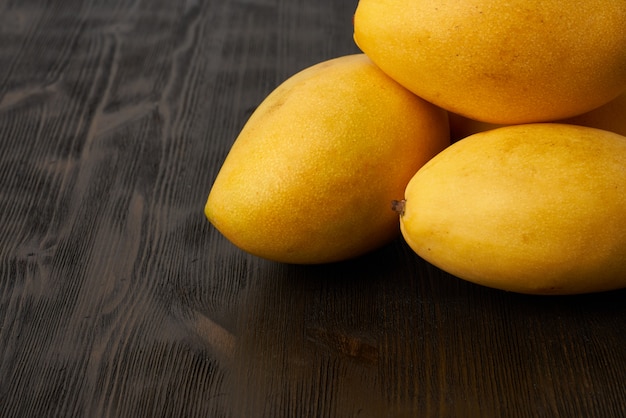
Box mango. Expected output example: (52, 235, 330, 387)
(353, 0, 626, 124)
(398, 123, 626, 294)
(450, 91, 626, 142)
(562, 91, 626, 138)
(206, 54, 449, 264)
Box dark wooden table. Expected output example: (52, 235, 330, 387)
(1, 1, 625, 417)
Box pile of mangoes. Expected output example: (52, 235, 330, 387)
(205, 0, 626, 294)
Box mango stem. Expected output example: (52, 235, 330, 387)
(391, 199, 406, 216)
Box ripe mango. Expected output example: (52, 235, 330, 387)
(399, 123, 626, 294)
(206, 54, 449, 264)
(562, 91, 626, 138)
(353, 0, 626, 124)
(450, 91, 626, 141)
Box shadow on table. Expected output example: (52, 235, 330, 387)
(219, 237, 626, 417)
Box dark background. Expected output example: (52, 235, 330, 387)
(1, 0, 625, 417)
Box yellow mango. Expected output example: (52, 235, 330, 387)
(206, 54, 449, 264)
(399, 123, 626, 294)
(353, 0, 626, 124)
(449, 91, 626, 141)
(562, 91, 626, 137)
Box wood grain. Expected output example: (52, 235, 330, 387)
(1, 0, 625, 417)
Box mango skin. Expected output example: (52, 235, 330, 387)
(353, 0, 626, 124)
(400, 123, 626, 294)
(450, 91, 626, 142)
(206, 54, 449, 264)
(562, 91, 626, 138)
